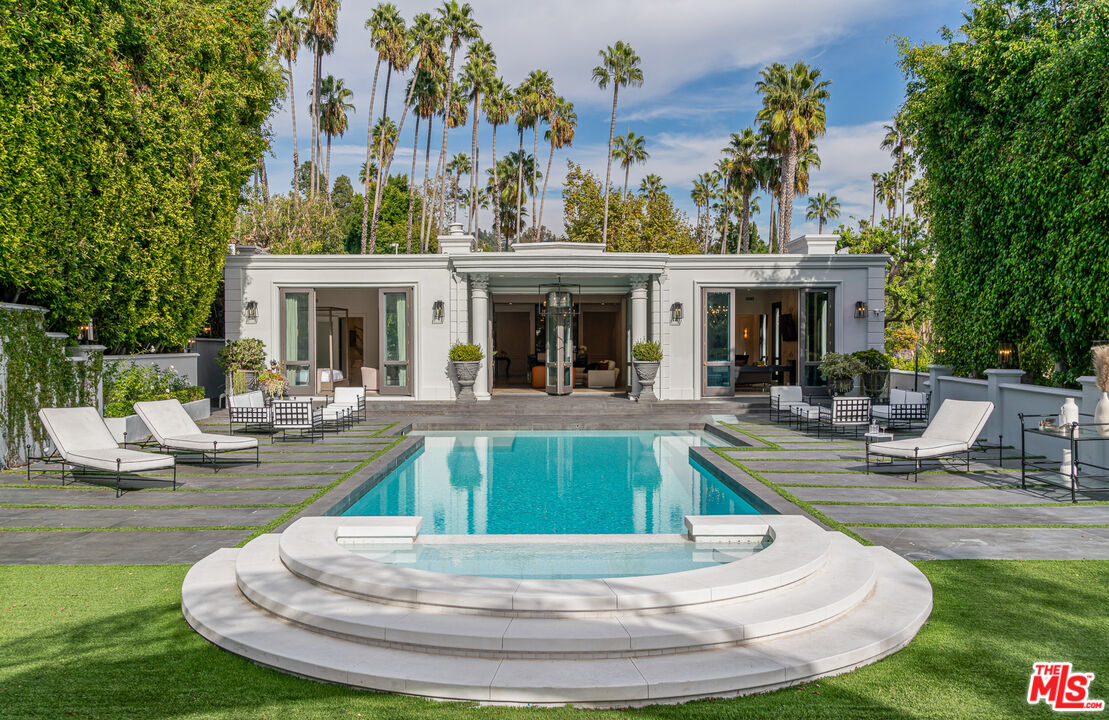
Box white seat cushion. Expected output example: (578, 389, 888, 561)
(923, 400, 994, 444)
(871, 405, 891, 419)
(791, 404, 820, 419)
(66, 447, 175, 473)
(771, 386, 803, 404)
(890, 388, 907, 405)
(867, 437, 970, 460)
(903, 391, 927, 405)
(159, 433, 258, 451)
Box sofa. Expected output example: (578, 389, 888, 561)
(587, 360, 620, 389)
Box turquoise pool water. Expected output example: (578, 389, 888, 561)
(347, 540, 769, 579)
(340, 430, 769, 534)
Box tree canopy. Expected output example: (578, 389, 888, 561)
(0, 0, 281, 352)
(901, 0, 1109, 380)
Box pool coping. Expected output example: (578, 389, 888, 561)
(301, 423, 817, 528)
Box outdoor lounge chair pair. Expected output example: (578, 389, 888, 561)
(866, 399, 994, 481)
(133, 399, 259, 469)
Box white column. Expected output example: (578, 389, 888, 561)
(630, 274, 649, 399)
(470, 273, 491, 401)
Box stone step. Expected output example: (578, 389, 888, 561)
(276, 515, 833, 616)
(182, 545, 930, 706)
(235, 533, 876, 657)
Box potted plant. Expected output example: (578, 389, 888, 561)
(449, 340, 485, 402)
(257, 360, 288, 401)
(852, 349, 891, 399)
(216, 339, 266, 396)
(632, 339, 663, 402)
(818, 352, 867, 395)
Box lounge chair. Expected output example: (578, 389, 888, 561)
(133, 399, 259, 470)
(331, 386, 366, 422)
(816, 396, 872, 438)
(34, 407, 176, 497)
(227, 390, 272, 434)
(866, 399, 994, 481)
(271, 399, 324, 443)
(871, 388, 931, 430)
(769, 386, 804, 423)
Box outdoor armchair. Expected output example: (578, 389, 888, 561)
(271, 399, 324, 443)
(133, 399, 259, 470)
(769, 385, 805, 423)
(871, 388, 931, 430)
(866, 399, 994, 481)
(34, 407, 176, 497)
(817, 397, 872, 438)
(227, 390, 272, 434)
(331, 386, 366, 422)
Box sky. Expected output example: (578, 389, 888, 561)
(265, 0, 970, 238)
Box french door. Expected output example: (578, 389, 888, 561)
(802, 289, 834, 386)
(280, 288, 315, 395)
(702, 288, 734, 397)
(379, 288, 413, 396)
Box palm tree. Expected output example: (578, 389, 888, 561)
(522, 70, 555, 241)
(805, 192, 840, 233)
(360, 3, 401, 252)
(459, 40, 495, 234)
(639, 174, 665, 201)
(723, 128, 761, 253)
(299, 0, 339, 200)
(405, 68, 440, 251)
(367, 8, 411, 252)
(592, 41, 644, 245)
(446, 152, 471, 221)
(433, 1, 480, 233)
(270, 7, 305, 198)
(482, 77, 512, 250)
(318, 75, 354, 195)
(370, 117, 398, 167)
(755, 154, 780, 251)
(486, 151, 537, 241)
(538, 96, 575, 238)
(691, 172, 718, 251)
(714, 157, 732, 254)
(359, 161, 378, 185)
(881, 112, 911, 238)
(756, 61, 830, 247)
(878, 170, 898, 221)
(512, 79, 535, 244)
(611, 131, 649, 198)
(870, 171, 881, 226)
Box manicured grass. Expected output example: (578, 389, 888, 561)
(2, 561, 1105, 719)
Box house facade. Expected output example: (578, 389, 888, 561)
(224, 226, 888, 401)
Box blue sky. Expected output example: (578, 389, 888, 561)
(265, 0, 969, 237)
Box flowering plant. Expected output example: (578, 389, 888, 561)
(257, 360, 288, 399)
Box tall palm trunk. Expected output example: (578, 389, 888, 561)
(538, 139, 554, 243)
(436, 44, 460, 231)
(531, 125, 540, 240)
(287, 59, 299, 199)
(324, 133, 332, 196)
(767, 191, 776, 252)
(405, 114, 420, 252)
(871, 181, 877, 226)
(420, 115, 433, 251)
(514, 128, 524, 243)
(368, 64, 394, 251)
(491, 124, 501, 250)
(310, 42, 321, 198)
(468, 93, 480, 234)
(779, 136, 797, 252)
(623, 164, 630, 198)
(601, 85, 619, 244)
(818, 215, 824, 233)
(258, 154, 270, 204)
(739, 190, 751, 253)
(719, 177, 730, 254)
(360, 57, 383, 254)
(372, 58, 422, 252)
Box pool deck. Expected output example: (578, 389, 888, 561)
(3, 396, 1108, 563)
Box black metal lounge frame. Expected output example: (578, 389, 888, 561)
(864, 442, 972, 482)
(135, 437, 260, 473)
(25, 443, 177, 498)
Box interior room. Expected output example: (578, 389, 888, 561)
(733, 288, 799, 388)
(312, 288, 379, 392)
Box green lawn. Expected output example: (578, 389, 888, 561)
(2, 561, 1106, 719)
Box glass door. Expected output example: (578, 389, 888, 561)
(280, 288, 315, 395)
(379, 288, 413, 396)
(702, 288, 734, 397)
(545, 291, 573, 395)
(803, 289, 833, 386)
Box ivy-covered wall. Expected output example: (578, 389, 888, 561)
(0, 0, 282, 352)
(0, 305, 102, 467)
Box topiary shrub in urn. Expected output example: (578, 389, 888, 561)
(449, 341, 485, 402)
(632, 339, 663, 402)
(818, 352, 867, 396)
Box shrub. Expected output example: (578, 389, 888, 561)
(632, 340, 663, 362)
(448, 341, 484, 362)
(818, 352, 867, 393)
(216, 339, 266, 373)
(102, 361, 203, 415)
(852, 349, 891, 372)
(104, 402, 134, 419)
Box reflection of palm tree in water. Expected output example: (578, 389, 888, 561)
(631, 437, 662, 533)
(447, 444, 482, 534)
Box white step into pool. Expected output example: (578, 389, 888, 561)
(181, 515, 932, 706)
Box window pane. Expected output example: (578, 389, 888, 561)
(705, 292, 731, 363)
(384, 365, 407, 387)
(284, 292, 309, 363)
(384, 292, 407, 363)
(706, 365, 731, 388)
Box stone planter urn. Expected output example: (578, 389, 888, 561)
(453, 361, 482, 402)
(634, 361, 660, 402)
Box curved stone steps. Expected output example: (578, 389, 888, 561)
(183, 545, 931, 706)
(277, 516, 833, 615)
(235, 533, 877, 657)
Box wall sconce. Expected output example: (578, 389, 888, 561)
(245, 300, 258, 322)
(854, 301, 868, 319)
(743, 327, 749, 339)
(432, 300, 445, 324)
(670, 302, 683, 324)
(997, 341, 1018, 369)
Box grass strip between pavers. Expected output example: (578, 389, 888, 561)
(776, 483, 1048, 491)
(712, 447, 872, 546)
(807, 500, 1109, 508)
(0, 525, 260, 532)
(0, 503, 297, 510)
(848, 522, 1109, 529)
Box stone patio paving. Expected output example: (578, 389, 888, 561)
(1, 396, 1106, 563)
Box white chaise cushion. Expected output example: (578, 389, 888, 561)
(890, 388, 906, 405)
(923, 399, 993, 444)
(771, 385, 803, 404)
(904, 391, 927, 405)
(333, 386, 365, 404)
(228, 391, 265, 409)
(866, 437, 971, 460)
(37, 407, 174, 472)
(871, 405, 891, 419)
(134, 399, 258, 451)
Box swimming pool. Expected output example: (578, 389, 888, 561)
(340, 430, 770, 533)
(346, 536, 769, 579)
